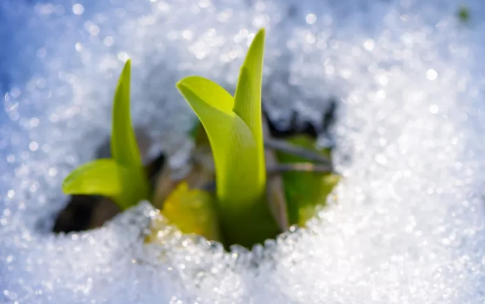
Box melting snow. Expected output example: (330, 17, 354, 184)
(1, 0, 485, 303)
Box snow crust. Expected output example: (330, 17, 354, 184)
(1, 0, 485, 303)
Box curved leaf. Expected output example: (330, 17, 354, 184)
(62, 60, 149, 210)
(62, 159, 122, 199)
(110, 60, 149, 208)
(111, 59, 143, 168)
(176, 76, 263, 205)
(233, 29, 266, 188)
(176, 29, 280, 247)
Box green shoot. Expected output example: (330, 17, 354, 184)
(457, 5, 470, 23)
(62, 60, 149, 210)
(177, 29, 279, 246)
(233, 30, 266, 189)
(60, 28, 339, 249)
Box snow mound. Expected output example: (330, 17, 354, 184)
(1, 0, 485, 303)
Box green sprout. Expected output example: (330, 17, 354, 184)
(177, 29, 280, 246)
(62, 60, 150, 210)
(457, 5, 470, 23)
(61, 28, 340, 249)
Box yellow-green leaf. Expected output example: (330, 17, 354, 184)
(62, 159, 122, 200)
(176, 76, 262, 205)
(294, 174, 339, 226)
(276, 136, 340, 226)
(111, 60, 143, 168)
(162, 182, 221, 241)
(176, 30, 281, 247)
(62, 60, 149, 210)
(233, 29, 266, 189)
(110, 60, 149, 208)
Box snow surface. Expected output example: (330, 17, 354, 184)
(2, 0, 485, 303)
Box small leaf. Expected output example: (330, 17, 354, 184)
(457, 6, 470, 23)
(111, 60, 141, 167)
(276, 135, 340, 226)
(62, 60, 150, 210)
(162, 182, 221, 241)
(295, 174, 339, 226)
(111, 60, 143, 167)
(110, 60, 149, 208)
(62, 159, 122, 200)
(233, 28, 266, 188)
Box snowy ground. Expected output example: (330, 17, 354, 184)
(1, 0, 485, 303)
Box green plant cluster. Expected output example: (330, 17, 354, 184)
(62, 28, 339, 249)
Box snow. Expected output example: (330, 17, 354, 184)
(2, 0, 485, 303)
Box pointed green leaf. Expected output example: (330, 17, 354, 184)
(233, 29, 266, 187)
(176, 76, 263, 205)
(177, 75, 279, 247)
(111, 60, 142, 168)
(176, 29, 281, 247)
(62, 159, 122, 199)
(63, 61, 150, 210)
(110, 60, 149, 208)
